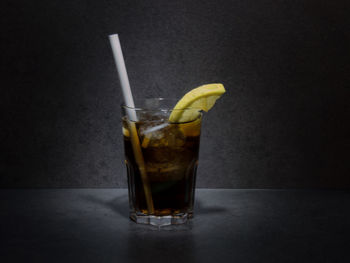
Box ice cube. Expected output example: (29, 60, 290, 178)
(141, 123, 169, 136)
(140, 122, 168, 148)
(155, 125, 185, 148)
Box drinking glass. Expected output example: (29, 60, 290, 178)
(122, 98, 202, 226)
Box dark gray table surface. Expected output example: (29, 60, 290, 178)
(1, 189, 349, 263)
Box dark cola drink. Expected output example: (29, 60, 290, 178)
(122, 111, 201, 225)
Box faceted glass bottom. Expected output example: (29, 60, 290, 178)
(130, 212, 192, 226)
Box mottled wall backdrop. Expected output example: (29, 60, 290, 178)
(1, 0, 349, 188)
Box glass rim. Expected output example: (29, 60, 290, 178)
(121, 97, 203, 112)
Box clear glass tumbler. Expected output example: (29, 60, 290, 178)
(122, 98, 202, 226)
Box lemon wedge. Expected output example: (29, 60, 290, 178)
(169, 83, 226, 123)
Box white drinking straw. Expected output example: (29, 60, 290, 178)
(109, 34, 154, 214)
(109, 34, 138, 122)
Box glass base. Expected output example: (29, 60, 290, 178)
(130, 212, 192, 226)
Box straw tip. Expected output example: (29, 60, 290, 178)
(109, 34, 119, 39)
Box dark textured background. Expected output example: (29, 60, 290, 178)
(1, 0, 349, 188)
